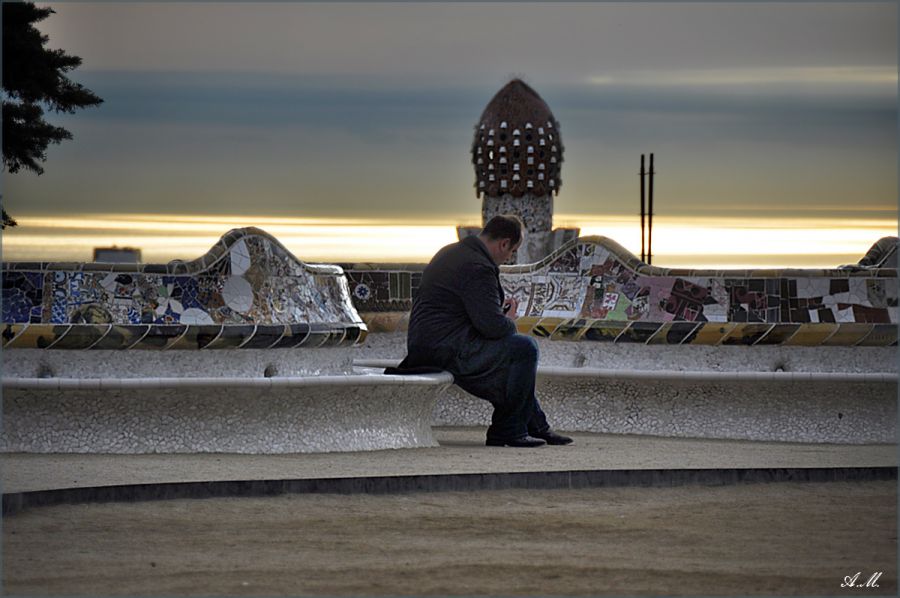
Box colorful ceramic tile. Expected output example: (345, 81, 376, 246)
(829, 279, 850, 294)
(240, 325, 289, 349)
(318, 328, 348, 347)
(2, 231, 894, 349)
(388, 272, 412, 300)
(524, 273, 584, 318)
(271, 323, 312, 348)
(795, 278, 830, 299)
(548, 247, 579, 273)
(230, 238, 252, 276)
(856, 324, 898, 347)
(581, 321, 629, 342)
(615, 321, 662, 343)
(752, 324, 801, 345)
(531, 317, 564, 337)
(661, 278, 716, 322)
(5, 324, 69, 349)
(850, 305, 892, 324)
(7, 229, 364, 348)
(300, 327, 333, 348)
(1, 323, 25, 347)
(513, 316, 542, 336)
(549, 318, 588, 341)
(865, 278, 895, 309)
(91, 325, 151, 350)
(130, 325, 188, 350)
(721, 323, 774, 346)
(685, 323, 737, 345)
(663, 322, 702, 344)
(821, 324, 875, 346)
(780, 323, 837, 346)
(163, 325, 221, 350)
(51, 324, 111, 350)
(645, 322, 673, 345)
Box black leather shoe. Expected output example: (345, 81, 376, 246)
(531, 430, 573, 445)
(486, 435, 546, 448)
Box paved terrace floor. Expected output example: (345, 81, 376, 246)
(3, 427, 897, 596)
(2, 427, 895, 496)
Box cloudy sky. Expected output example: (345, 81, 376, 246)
(2, 2, 897, 264)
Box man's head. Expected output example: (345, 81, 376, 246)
(478, 214, 524, 265)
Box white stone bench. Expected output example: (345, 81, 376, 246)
(2, 355, 453, 454)
(353, 358, 897, 444)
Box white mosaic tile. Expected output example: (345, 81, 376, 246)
(849, 279, 870, 306)
(796, 278, 830, 299)
(180, 307, 215, 325)
(703, 305, 729, 323)
(230, 238, 252, 276)
(836, 307, 856, 323)
(223, 275, 254, 313)
(100, 273, 118, 294)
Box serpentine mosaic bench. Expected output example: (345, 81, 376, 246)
(344, 235, 898, 345)
(346, 236, 897, 444)
(3, 227, 366, 349)
(1, 228, 452, 454)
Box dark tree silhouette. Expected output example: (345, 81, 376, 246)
(2, 2, 103, 228)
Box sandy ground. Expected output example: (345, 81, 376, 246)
(2, 481, 896, 596)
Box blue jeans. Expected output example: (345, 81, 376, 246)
(407, 334, 550, 440)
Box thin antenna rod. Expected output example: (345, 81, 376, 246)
(648, 153, 654, 265)
(640, 154, 646, 263)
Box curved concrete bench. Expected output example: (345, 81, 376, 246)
(1, 370, 453, 454)
(353, 358, 897, 444)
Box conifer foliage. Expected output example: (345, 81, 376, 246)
(2, 2, 103, 228)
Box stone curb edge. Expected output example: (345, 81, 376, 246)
(3, 467, 896, 516)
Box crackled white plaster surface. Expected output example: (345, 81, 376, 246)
(2, 377, 451, 454)
(431, 379, 895, 444)
(351, 332, 898, 374)
(4, 348, 362, 379)
(4, 333, 895, 450)
(352, 333, 896, 444)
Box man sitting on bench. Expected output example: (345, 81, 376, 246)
(397, 214, 572, 448)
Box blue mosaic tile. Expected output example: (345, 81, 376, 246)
(2, 291, 30, 323)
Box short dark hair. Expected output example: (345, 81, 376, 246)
(481, 214, 524, 245)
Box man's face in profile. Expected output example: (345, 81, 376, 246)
(498, 237, 522, 265)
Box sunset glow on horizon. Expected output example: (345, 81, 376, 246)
(2, 213, 895, 270)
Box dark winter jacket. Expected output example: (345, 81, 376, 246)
(406, 236, 515, 356)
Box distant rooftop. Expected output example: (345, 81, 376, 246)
(93, 246, 142, 263)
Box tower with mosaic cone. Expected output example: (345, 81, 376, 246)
(462, 79, 579, 264)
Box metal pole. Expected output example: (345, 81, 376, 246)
(648, 153, 654, 265)
(640, 154, 645, 263)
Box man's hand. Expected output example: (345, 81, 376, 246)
(503, 296, 519, 320)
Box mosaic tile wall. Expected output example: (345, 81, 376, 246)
(2, 228, 366, 350)
(341, 235, 898, 346)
